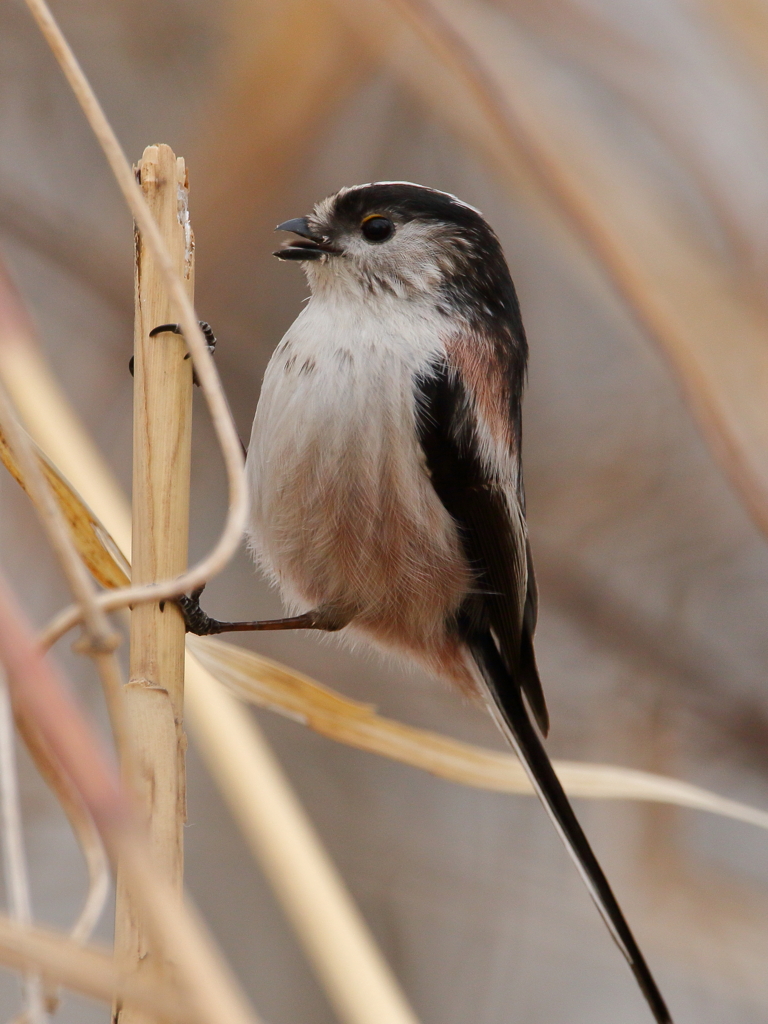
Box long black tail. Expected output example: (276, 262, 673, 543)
(468, 631, 672, 1024)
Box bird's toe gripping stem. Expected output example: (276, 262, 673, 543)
(172, 585, 351, 637)
(129, 320, 217, 385)
(175, 585, 219, 635)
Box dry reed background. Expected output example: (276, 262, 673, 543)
(3, 0, 768, 1022)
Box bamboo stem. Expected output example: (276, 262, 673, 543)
(114, 144, 194, 1024)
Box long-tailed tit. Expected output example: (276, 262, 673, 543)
(179, 182, 672, 1023)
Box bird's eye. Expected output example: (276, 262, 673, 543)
(361, 215, 394, 243)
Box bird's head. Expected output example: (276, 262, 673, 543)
(274, 182, 518, 325)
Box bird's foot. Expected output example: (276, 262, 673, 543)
(174, 586, 350, 636)
(174, 585, 221, 635)
(129, 320, 217, 386)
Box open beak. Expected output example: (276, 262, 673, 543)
(274, 217, 339, 261)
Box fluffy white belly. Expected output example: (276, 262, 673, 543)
(246, 294, 471, 656)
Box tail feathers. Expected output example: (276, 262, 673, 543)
(518, 626, 549, 736)
(469, 631, 672, 1024)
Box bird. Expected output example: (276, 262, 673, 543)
(178, 181, 672, 1023)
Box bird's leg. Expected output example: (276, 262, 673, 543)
(175, 586, 350, 636)
(128, 320, 217, 386)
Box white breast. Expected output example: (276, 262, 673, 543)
(246, 289, 472, 658)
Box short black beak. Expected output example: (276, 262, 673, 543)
(274, 217, 339, 261)
(276, 217, 315, 238)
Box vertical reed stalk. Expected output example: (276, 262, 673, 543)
(114, 144, 194, 1022)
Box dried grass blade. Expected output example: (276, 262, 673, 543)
(187, 635, 768, 831)
(0, 425, 129, 589)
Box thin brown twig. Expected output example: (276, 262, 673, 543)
(22, 0, 248, 618)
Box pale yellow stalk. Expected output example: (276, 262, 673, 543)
(113, 144, 194, 1024)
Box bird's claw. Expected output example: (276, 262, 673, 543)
(129, 321, 217, 385)
(174, 584, 215, 635)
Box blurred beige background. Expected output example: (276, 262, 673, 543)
(3, 0, 768, 1021)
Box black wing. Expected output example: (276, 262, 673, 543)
(414, 359, 672, 1024)
(414, 358, 548, 732)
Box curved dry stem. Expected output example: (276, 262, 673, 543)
(14, 708, 109, 946)
(22, 0, 248, 610)
(39, 607, 86, 651)
(40, 591, 173, 650)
